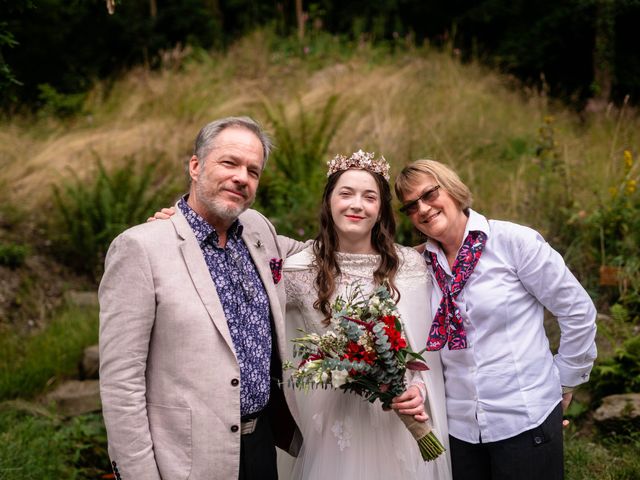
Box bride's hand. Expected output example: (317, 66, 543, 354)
(390, 385, 429, 422)
(147, 206, 176, 222)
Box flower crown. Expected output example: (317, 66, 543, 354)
(327, 150, 391, 181)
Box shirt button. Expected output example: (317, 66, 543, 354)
(231, 425, 239, 433)
(534, 436, 543, 445)
(231, 378, 239, 386)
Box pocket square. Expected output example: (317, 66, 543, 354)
(270, 258, 283, 284)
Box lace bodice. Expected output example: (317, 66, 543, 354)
(284, 245, 430, 335)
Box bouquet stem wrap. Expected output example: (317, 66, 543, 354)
(395, 411, 445, 462)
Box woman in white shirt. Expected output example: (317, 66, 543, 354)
(394, 159, 597, 480)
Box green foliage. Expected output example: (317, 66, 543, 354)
(0, 242, 29, 268)
(586, 149, 639, 264)
(563, 398, 590, 421)
(3, 0, 221, 112)
(394, 214, 422, 248)
(575, 148, 640, 316)
(0, 20, 23, 106)
(37, 83, 86, 117)
(0, 407, 110, 479)
(517, 115, 575, 249)
(0, 305, 98, 401)
(590, 332, 640, 405)
(255, 95, 346, 239)
(51, 156, 182, 279)
(268, 28, 355, 69)
(578, 148, 640, 401)
(3, 0, 640, 113)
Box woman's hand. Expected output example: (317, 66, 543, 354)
(561, 391, 573, 428)
(391, 385, 428, 422)
(147, 206, 176, 222)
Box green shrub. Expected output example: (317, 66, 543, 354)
(575, 148, 640, 317)
(37, 83, 86, 118)
(0, 305, 99, 401)
(589, 332, 640, 405)
(51, 156, 182, 279)
(0, 242, 29, 268)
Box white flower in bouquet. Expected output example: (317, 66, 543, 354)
(331, 369, 349, 388)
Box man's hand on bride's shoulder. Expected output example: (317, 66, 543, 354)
(147, 206, 176, 222)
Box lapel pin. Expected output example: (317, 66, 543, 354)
(255, 240, 263, 248)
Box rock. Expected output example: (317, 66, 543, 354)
(65, 290, 98, 307)
(593, 393, 640, 433)
(80, 344, 100, 379)
(43, 380, 101, 417)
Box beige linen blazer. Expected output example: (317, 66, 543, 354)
(99, 205, 303, 480)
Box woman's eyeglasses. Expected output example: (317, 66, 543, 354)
(399, 185, 441, 215)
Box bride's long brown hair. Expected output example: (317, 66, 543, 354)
(312, 169, 400, 324)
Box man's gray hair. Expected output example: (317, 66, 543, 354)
(193, 116, 273, 166)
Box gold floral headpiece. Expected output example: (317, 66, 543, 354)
(326, 150, 391, 181)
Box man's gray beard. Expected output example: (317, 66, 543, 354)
(203, 197, 247, 222)
(197, 186, 253, 223)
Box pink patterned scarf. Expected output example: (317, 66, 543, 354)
(426, 230, 487, 351)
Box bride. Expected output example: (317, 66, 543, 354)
(280, 151, 451, 479)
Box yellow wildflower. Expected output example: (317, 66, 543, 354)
(626, 179, 637, 195)
(623, 149, 633, 171)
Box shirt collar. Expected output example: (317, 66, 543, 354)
(178, 195, 244, 247)
(424, 208, 490, 255)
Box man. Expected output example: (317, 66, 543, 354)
(99, 117, 302, 480)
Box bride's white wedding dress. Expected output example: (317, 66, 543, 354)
(280, 245, 452, 480)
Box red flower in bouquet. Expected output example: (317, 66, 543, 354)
(299, 352, 324, 368)
(381, 315, 397, 327)
(342, 340, 376, 365)
(384, 325, 407, 351)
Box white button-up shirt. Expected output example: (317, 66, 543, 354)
(424, 210, 597, 443)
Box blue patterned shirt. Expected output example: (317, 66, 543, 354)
(178, 198, 272, 417)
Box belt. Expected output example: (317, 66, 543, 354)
(241, 417, 259, 435)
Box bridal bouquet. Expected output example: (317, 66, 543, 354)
(286, 283, 445, 461)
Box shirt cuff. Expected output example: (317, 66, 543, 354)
(554, 354, 595, 387)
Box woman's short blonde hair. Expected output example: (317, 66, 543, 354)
(394, 159, 473, 211)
